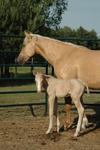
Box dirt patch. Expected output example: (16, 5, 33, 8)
(0, 106, 100, 150)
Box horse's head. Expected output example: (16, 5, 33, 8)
(16, 31, 37, 64)
(34, 72, 43, 93)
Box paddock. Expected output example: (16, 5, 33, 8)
(0, 103, 100, 150)
(0, 75, 100, 150)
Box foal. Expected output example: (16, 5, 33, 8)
(34, 72, 89, 137)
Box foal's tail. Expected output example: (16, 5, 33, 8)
(78, 79, 90, 94)
(85, 84, 90, 94)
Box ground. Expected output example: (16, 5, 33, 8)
(0, 105, 99, 150)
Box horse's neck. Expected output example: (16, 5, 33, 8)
(36, 44, 52, 64)
(36, 37, 71, 66)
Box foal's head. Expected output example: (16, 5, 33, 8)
(35, 72, 43, 92)
(34, 72, 49, 93)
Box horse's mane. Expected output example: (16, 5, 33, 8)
(31, 34, 80, 48)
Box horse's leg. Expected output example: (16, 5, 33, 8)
(46, 95, 55, 134)
(64, 96, 72, 129)
(54, 97, 60, 132)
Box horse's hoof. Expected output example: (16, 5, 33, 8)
(46, 130, 50, 134)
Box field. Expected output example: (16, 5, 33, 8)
(0, 67, 100, 150)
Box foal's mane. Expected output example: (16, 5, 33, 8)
(42, 74, 54, 89)
(42, 75, 49, 89)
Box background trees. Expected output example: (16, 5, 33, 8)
(51, 26, 100, 50)
(0, 0, 68, 51)
(0, 0, 100, 54)
(0, 0, 68, 35)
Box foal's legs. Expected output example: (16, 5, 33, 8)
(46, 95, 55, 134)
(73, 97, 84, 137)
(64, 96, 72, 128)
(80, 97, 88, 129)
(82, 114, 88, 129)
(54, 97, 60, 132)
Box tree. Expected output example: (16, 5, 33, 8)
(0, 0, 68, 35)
(0, 0, 68, 51)
(53, 25, 99, 49)
(54, 26, 73, 36)
(76, 26, 97, 39)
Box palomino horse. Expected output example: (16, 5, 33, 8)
(16, 31, 100, 129)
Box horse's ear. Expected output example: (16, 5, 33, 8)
(32, 71, 43, 77)
(24, 31, 29, 37)
(24, 31, 33, 40)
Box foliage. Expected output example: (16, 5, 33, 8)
(51, 26, 100, 50)
(0, 0, 68, 53)
(0, 0, 68, 35)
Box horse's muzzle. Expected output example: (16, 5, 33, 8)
(15, 58, 18, 64)
(15, 57, 24, 65)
